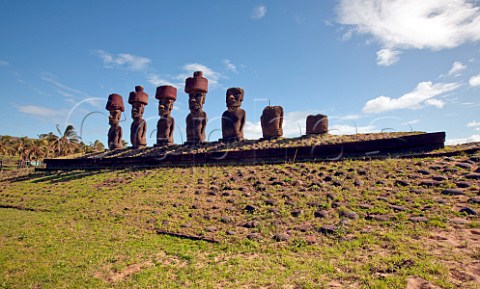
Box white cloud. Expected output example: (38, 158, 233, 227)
(16, 105, 65, 117)
(424, 98, 445, 108)
(467, 121, 480, 127)
(243, 120, 263, 139)
(147, 74, 177, 88)
(176, 63, 222, 86)
(469, 73, 480, 86)
(362, 81, 460, 113)
(446, 134, 480, 145)
(448, 61, 467, 76)
(329, 124, 377, 135)
(338, 0, 480, 65)
(223, 59, 237, 73)
(93, 49, 151, 71)
(251, 5, 267, 19)
(376, 48, 402, 66)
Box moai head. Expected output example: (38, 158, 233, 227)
(306, 114, 328, 135)
(155, 85, 177, 118)
(226, 87, 244, 111)
(128, 86, 148, 120)
(185, 71, 208, 112)
(261, 106, 284, 139)
(106, 93, 125, 126)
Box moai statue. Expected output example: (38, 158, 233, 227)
(128, 86, 148, 148)
(261, 106, 284, 139)
(105, 93, 125, 150)
(185, 71, 208, 145)
(306, 114, 328, 135)
(155, 85, 177, 146)
(221, 87, 246, 142)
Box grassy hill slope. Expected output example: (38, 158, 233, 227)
(1, 147, 479, 288)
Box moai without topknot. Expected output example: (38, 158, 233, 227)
(105, 93, 125, 150)
(306, 114, 328, 135)
(260, 106, 284, 139)
(185, 71, 208, 145)
(221, 87, 246, 142)
(155, 85, 177, 146)
(128, 86, 148, 148)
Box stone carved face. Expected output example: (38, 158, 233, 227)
(158, 98, 174, 117)
(188, 91, 206, 111)
(109, 110, 121, 126)
(131, 103, 145, 120)
(226, 90, 243, 110)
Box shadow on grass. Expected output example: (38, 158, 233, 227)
(30, 170, 104, 183)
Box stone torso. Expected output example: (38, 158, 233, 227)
(222, 108, 245, 141)
(130, 119, 147, 148)
(186, 111, 207, 144)
(156, 116, 175, 145)
(107, 125, 123, 150)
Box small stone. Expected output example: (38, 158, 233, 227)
(468, 197, 480, 204)
(410, 189, 425, 195)
(273, 233, 290, 242)
(340, 210, 358, 219)
(305, 236, 317, 244)
(314, 210, 328, 218)
(318, 225, 336, 235)
(265, 199, 276, 206)
(395, 180, 410, 186)
(268, 207, 280, 214)
(441, 189, 465, 196)
(450, 218, 469, 225)
(221, 216, 234, 223)
(291, 209, 303, 217)
(459, 207, 477, 215)
(367, 214, 392, 221)
(205, 226, 217, 232)
(418, 169, 431, 175)
(226, 230, 236, 235)
(244, 221, 260, 228)
(456, 163, 473, 170)
(354, 180, 364, 186)
(420, 180, 443, 187)
(181, 223, 192, 228)
(244, 205, 258, 213)
(246, 233, 262, 241)
(377, 196, 389, 202)
(455, 181, 471, 188)
(465, 173, 480, 180)
(409, 216, 429, 223)
(359, 203, 373, 209)
(389, 205, 407, 212)
(432, 175, 448, 181)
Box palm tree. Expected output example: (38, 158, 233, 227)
(39, 125, 80, 157)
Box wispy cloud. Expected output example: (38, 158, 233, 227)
(41, 72, 92, 99)
(0, 59, 10, 67)
(15, 105, 65, 117)
(376, 48, 402, 66)
(362, 81, 461, 113)
(92, 49, 151, 71)
(223, 59, 237, 73)
(338, 0, 480, 65)
(448, 61, 467, 76)
(176, 63, 223, 86)
(147, 73, 177, 88)
(251, 5, 267, 20)
(469, 73, 480, 86)
(467, 121, 480, 127)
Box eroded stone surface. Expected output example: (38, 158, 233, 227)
(185, 71, 208, 145)
(106, 93, 125, 150)
(260, 106, 283, 139)
(128, 86, 148, 149)
(155, 85, 177, 146)
(221, 87, 246, 142)
(306, 114, 328, 135)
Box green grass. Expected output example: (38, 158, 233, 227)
(1, 152, 480, 288)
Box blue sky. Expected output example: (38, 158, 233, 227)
(1, 0, 479, 146)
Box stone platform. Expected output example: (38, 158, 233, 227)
(41, 132, 446, 171)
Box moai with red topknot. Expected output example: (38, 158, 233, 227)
(105, 93, 125, 150)
(185, 71, 208, 145)
(221, 87, 246, 142)
(155, 85, 177, 146)
(128, 86, 148, 148)
(261, 106, 284, 139)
